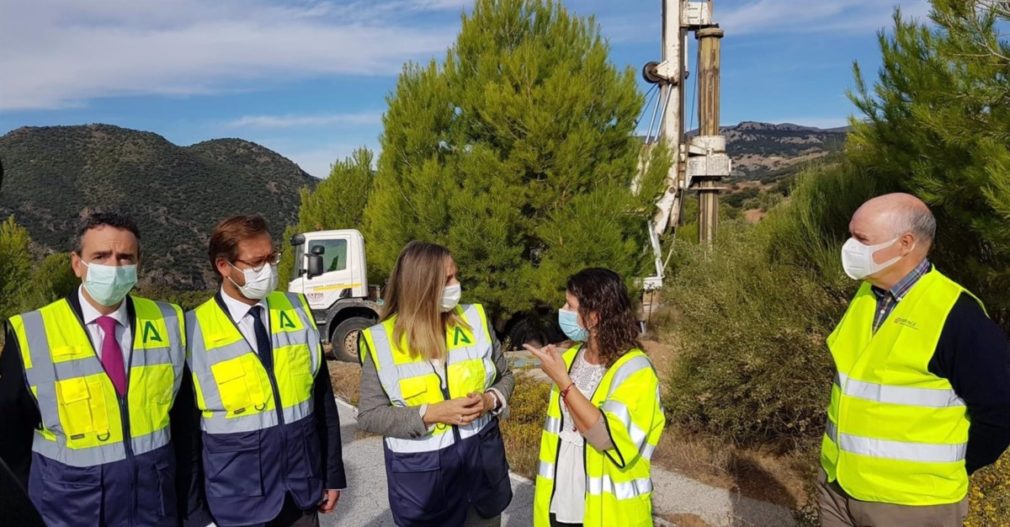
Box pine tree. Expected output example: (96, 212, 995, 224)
(363, 0, 668, 322)
(848, 1, 1010, 327)
(0, 216, 35, 320)
(278, 148, 375, 285)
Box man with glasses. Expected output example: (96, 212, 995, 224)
(184, 214, 345, 527)
(0, 211, 188, 526)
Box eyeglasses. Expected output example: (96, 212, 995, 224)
(233, 252, 281, 271)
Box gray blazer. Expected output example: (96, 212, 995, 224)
(357, 320, 515, 439)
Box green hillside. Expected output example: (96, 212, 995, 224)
(0, 124, 315, 290)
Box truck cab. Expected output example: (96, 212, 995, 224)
(288, 229, 381, 361)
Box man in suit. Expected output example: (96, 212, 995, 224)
(0, 210, 193, 526)
(185, 214, 345, 526)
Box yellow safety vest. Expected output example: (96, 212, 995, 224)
(533, 346, 665, 527)
(8, 296, 185, 467)
(821, 269, 972, 505)
(359, 304, 497, 453)
(186, 292, 321, 433)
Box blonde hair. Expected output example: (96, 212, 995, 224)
(382, 241, 469, 361)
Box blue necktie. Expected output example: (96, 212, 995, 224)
(249, 305, 273, 371)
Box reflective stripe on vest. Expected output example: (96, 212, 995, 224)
(587, 476, 653, 499)
(533, 346, 665, 527)
(835, 371, 965, 408)
(361, 304, 496, 454)
(11, 297, 184, 467)
(825, 420, 966, 464)
(822, 269, 971, 505)
(187, 292, 321, 434)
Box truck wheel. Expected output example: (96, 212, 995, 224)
(330, 317, 374, 363)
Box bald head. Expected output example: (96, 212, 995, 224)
(851, 193, 935, 248)
(846, 193, 934, 288)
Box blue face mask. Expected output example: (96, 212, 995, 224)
(82, 262, 138, 306)
(558, 308, 589, 342)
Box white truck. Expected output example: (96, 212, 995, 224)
(287, 228, 567, 361)
(287, 230, 383, 361)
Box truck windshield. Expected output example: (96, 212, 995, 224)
(298, 239, 348, 276)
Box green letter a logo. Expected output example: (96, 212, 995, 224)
(280, 311, 297, 330)
(452, 327, 472, 347)
(143, 321, 163, 343)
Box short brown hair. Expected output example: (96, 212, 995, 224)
(208, 214, 271, 270)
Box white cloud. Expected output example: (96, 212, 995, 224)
(0, 0, 461, 110)
(718, 0, 931, 36)
(226, 112, 382, 129)
(585, 0, 932, 44)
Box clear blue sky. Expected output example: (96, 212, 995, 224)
(0, 0, 930, 178)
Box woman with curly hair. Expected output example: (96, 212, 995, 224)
(525, 268, 666, 527)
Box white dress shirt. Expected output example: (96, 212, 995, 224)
(219, 289, 269, 353)
(79, 286, 132, 365)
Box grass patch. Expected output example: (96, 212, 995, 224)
(499, 371, 552, 480)
(327, 360, 362, 406)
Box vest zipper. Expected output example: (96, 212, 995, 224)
(263, 357, 286, 426)
(120, 326, 136, 526)
(437, 359, 461, 443)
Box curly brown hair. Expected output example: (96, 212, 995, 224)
(567, 268, 641, 366)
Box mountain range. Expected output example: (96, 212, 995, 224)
(0, 121, 847, 290)
(0, 124, 314, 290)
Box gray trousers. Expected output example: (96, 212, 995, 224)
(818, 470, 968, 527)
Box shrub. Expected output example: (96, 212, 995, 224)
(967, 454, 1010, 527)
(664, 220, 837, 447)
(499, 372, 552, 479)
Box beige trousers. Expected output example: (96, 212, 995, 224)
(818, 470, 968, 527)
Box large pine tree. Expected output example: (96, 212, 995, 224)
(363, 0, 668, 324)
(848, 0, 1010, 327)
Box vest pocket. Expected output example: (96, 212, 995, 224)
(284, 417, 323, 480)
(34, 456, 102, 527)
(477, 420, 510, 487)
(447, 360, 487, 398)
(388, 450, 445, 520)
(399, 377, 430, 406)
(204, 430, 264, 497)
(211, 356, 264, 415)
(56, 378, 95, 437)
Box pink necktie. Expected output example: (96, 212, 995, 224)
(96, 316, 127, 395)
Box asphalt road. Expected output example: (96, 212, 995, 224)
(321, 399, 792, 527)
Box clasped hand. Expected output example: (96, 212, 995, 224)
(423, 392, 493, 427)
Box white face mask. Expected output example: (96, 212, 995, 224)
(229, 262, 277, 300)
(82, 261, 138, 306)
(440, 283, 462, 312)
(840, 237, 903, 280)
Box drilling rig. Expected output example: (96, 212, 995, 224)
(639, 0, 730, 291)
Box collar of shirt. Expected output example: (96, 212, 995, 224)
(871, 258, 932, 303)
(219, 288, 268, 324)
(78, 286, 129, 328)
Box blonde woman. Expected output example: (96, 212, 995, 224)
(357, 241, 514, 527)
(526, 268, 665, 527)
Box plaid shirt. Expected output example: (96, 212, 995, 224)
(870, 259, 932, 333)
